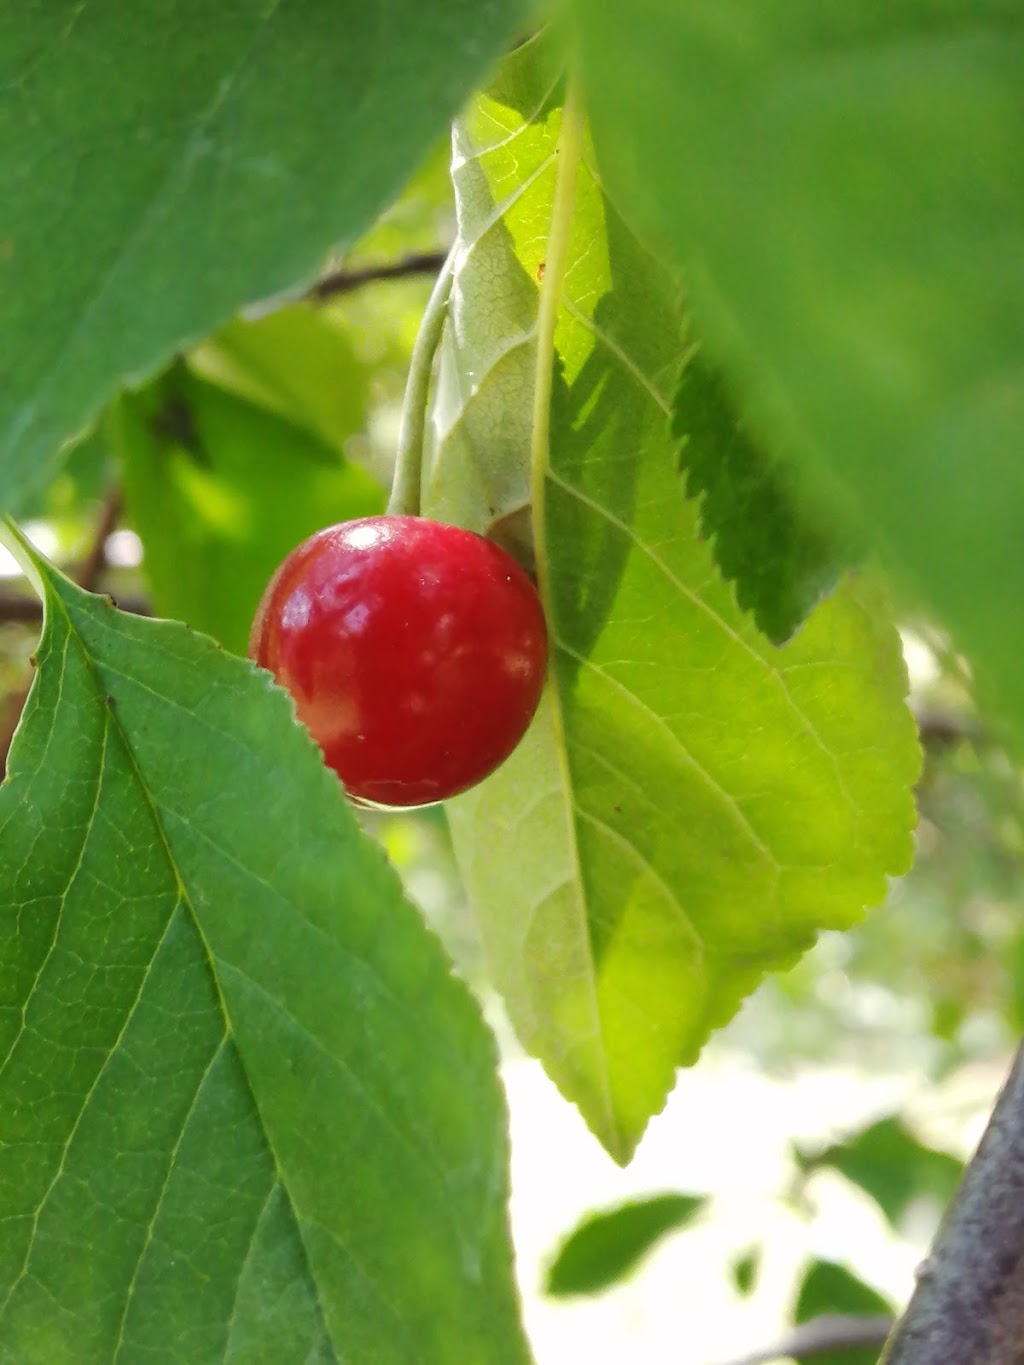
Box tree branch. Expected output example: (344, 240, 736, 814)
(717, 1314, 894, 1365)
(880, 1040, 1024, 1363)
(75, 485, 122, 592)
(308, 249, 448, 302)
(0, 592, 150, 623)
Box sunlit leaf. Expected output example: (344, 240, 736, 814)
(436, 38, 921, 1162)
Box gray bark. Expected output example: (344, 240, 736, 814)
(881, 1042, 1024, 1364)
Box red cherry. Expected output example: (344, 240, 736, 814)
(249, 515, 548, 808)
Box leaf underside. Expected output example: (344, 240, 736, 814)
(439, 37, 921, 1163)
(0, 550, 527, 1365)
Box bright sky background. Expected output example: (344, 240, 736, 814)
(503, 1040, 999, 1365)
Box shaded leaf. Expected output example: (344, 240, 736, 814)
(799, 1115, 964, 1229)
(674, 354, 857, 644)
(113, 361, 383, 654)
(0, 533, 527, 1364)
(795, 1260, 893, 1365)
(189, 303, 373, 456)
(545, 1193, 703, 1297)
(576, 0, 1024, 729)
(438, 40, 921, 1162)
(0, 0, 525, 513)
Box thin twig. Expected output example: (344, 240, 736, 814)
(718, 1314, 894, 1365)
(309, 249, 448, 303)
(880, 1040, 1024, 1364)
(0, 593, 150, 623)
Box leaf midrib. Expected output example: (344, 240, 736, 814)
(42, 581, 339, 1363)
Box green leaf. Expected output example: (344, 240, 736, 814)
(0, 0, 525, 515)
(436, 41, 921, 1162)
(731, 1247, 759, 1297)
(422, 34, 565, 547)
(799, 1116, 964, 1230)
(113, 360, 383, 654)
(795, 1261, 893, 1365)
(575, 0, 1024, 727)
(0, 536, 528, 1364)
(544, 1193, 703, 1297)
(189, 303, 374, 456)
(674, 354, 858, 644)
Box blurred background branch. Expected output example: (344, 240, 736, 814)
(719, 1314, 894, 1365)
(309, 249, 447, 302)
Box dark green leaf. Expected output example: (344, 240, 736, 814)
(0, 0, 525, 514)
(674, 354, 857, 643)
(113, 361, 383, 654)
(800, 1116, 964, 1229)
(576, 0, 1024, 728)
(0, 533, 528, 1364)
(545, 1193, 703, 1297)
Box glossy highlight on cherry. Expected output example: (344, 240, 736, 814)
(249, 515, 549, 807)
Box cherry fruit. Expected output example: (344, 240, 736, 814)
(250, 515, 548, 808)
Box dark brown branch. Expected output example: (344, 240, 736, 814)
(880, 1041, 1024, 1364)
(913, 705, 981, 751)
(309, 249, 448, 302)
(718, 1314, 894, 1365)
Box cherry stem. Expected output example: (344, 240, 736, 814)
(387, 246, 456, 517)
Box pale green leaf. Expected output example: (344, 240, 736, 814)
(0, 0, 525, 514)
(189, 303, 373, 456)
(422, 34, 564, 555)
(438, 41, 921, 1162)
(113, 361, 383, 654)
(0, 536, 528, 1364)
(575, 0, 1024, 727)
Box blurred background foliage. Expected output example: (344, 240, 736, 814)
(5, 133, 1019, 1364)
